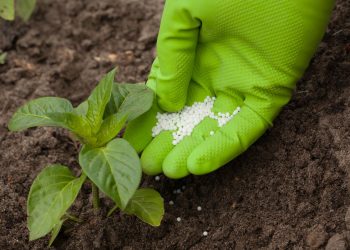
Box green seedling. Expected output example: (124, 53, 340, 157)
(0, 0, 36, 21)
(0, 52, 7, 64)
(0, 0, 14, 20)
(8, 69, 164, 246)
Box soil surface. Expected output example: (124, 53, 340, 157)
(1, 0, 349, 249)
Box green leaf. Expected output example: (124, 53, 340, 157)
(74, 101, 88, 116)
(27, 165, 86, 241)
(106, 83, 154, 121)
(125, 188, 164, 226)
(48, 219, 65, 247)
(16, 0, 36, 21)
(47, 112, 93, 142)
(79, 138, 141, 209)
(86, 69, 115, 133)
(95, 114, 127, 147)
(8, 97, 74, 131)
(0, 0, 14, 21)
(0, 52, 7, 64)
(7, 98, 93, 143)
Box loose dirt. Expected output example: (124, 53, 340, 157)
(0, 0, 349, 249)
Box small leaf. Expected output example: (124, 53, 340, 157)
(27, 165, 86, 241)
(8, 97, 74, 131)
(79, 138, 141, 209)
(47, 112, 93, 141)
(125, 188, 164, 226)
(95, 114, 127, 147)
(48, 219, 65, 247)
(0, 0, 14, 21)
(16, 0, 36, 21)
(86, 69, 115, 133)
(107, 83, 154, 121)
(74, 101, 88, 116)
(0, 52, 7, 64)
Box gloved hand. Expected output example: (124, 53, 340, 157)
(124, 0, 334, 178)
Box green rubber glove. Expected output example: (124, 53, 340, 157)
(124, 0, 334, 178)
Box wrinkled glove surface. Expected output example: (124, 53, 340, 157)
(124, 0, 335, 178)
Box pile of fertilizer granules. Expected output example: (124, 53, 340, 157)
(152, 97, 241, 145)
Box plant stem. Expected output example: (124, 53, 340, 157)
(91, 181, 100, 209)
(65, 213, 82, 223)
(107, 205, 118, 217)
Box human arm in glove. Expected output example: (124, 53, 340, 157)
(124, 0, 335, 178)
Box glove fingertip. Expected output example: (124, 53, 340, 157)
(123, 130, 150, 154)
(141, 148, 164, 176)
(187, 153, 216, 175)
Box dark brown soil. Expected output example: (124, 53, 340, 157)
(0, 0, 349, 249)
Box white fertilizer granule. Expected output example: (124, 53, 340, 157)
(152, 96, 240, 145)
